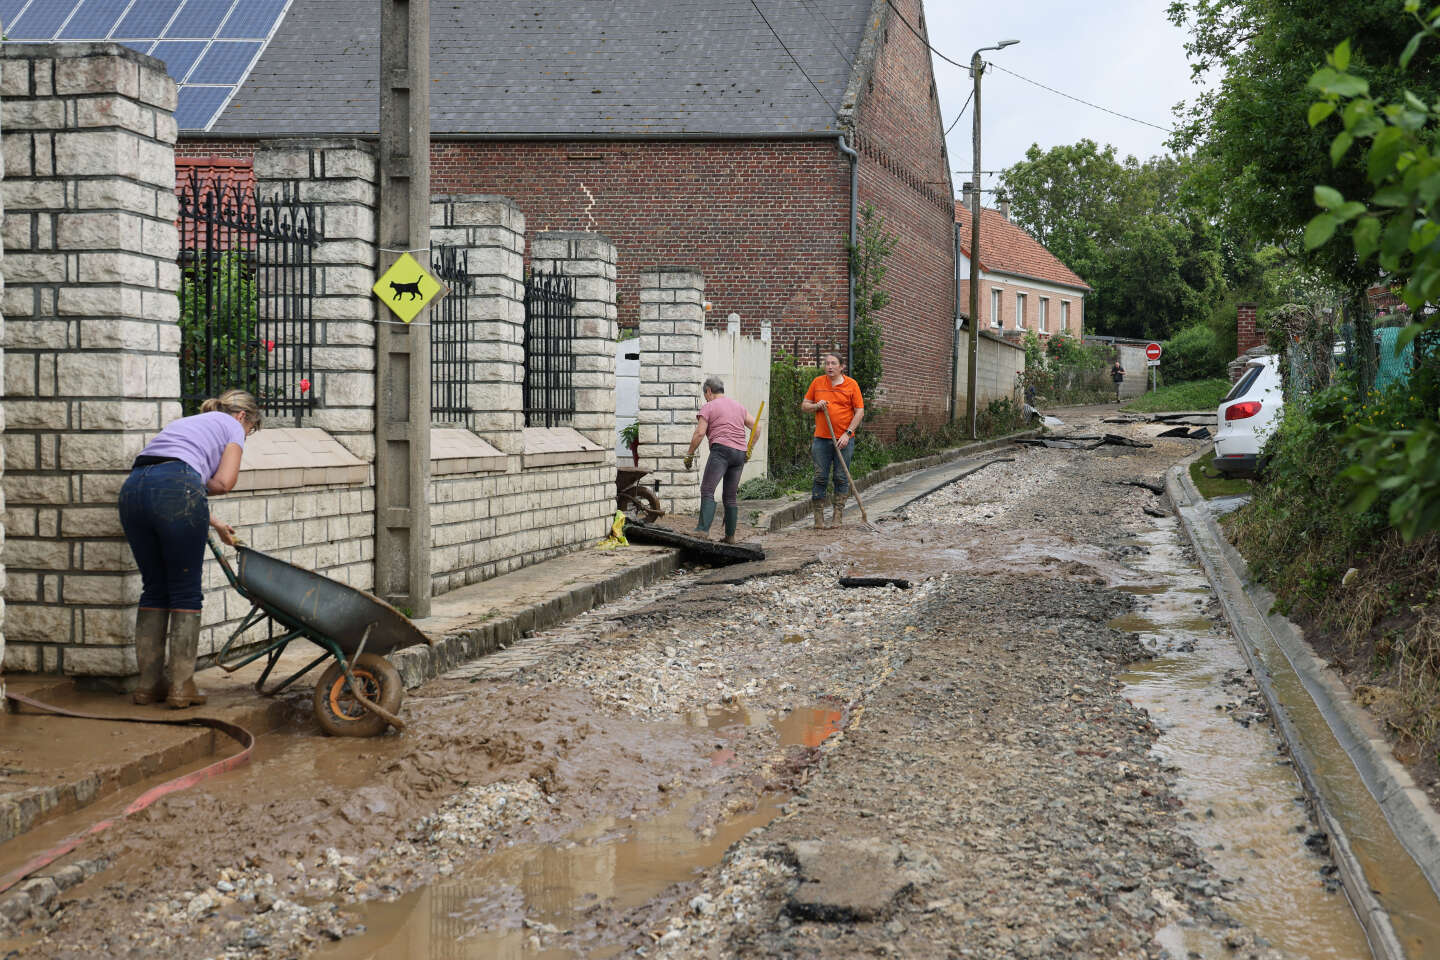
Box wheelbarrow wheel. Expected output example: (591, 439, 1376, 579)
(314, 653, 403, 738)
(619, 486, 663, 524)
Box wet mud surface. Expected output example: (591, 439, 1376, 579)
(0, 406, 1366, 958)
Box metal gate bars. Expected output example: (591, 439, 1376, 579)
(523, 270, 577, 427)
(430, 243, 474, 423)
(177, 165, 318, 424)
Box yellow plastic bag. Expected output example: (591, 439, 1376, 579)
(595, 511, 629, 550)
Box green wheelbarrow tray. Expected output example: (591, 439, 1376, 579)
(207, 537, 432, 734)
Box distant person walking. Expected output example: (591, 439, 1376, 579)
(800, 353, 865, 528)
(683, 377, 756, 543)
(1111, 357, 1126, 403)
(119, 390, 260, 708)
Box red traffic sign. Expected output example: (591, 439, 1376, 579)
(1145, 342, 1162, 361)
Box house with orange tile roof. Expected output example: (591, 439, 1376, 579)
(956, 202, 1091, 340)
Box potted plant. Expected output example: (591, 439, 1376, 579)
(619, 421, 640, 466)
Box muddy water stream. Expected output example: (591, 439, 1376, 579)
(313, 705, 841, 959)
(1116, 518, 1373, 959)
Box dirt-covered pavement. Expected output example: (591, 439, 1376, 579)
(1, 406, 1344, 959)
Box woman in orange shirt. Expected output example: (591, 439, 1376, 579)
(799, 353, 865, 528)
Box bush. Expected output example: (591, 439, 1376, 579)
(1159, 323, 1227, 383)
(737, 475, 782, 500)
(766, 351, 822, 479)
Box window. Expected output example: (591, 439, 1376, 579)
(1061, 301, 1070, 333)
(1039, 297, 1049, 333)
(990, 288, 1002, 328)
(1015, 292, 1027, 328)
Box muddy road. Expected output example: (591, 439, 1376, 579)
(1, 407, 1368, 959)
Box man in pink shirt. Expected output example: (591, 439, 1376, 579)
(683, 377, 757, 543)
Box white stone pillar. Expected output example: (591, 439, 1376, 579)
(638, 269, 704, 517)
(530, 232, 617, 458)
(0, 44, 179, 675)
(430, 195, 525, 456)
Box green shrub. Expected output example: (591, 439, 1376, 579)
(766, 350, 822, 478)
(738, 475, 782, 500)
(1160, 323, 1227, 383)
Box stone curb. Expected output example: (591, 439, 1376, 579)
(756, 429, 1040, 531)
(1167, 449, 1435, 960)
(387, 550, 680, 690)
(0, 697, 292, 848)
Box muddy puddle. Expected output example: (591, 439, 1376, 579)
(1115, 518, 1374, 960)
(310, 702, 841, 959)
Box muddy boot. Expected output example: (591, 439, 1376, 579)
(812, 499, 826, 529)
(722, 506, 739, 544)
(131, 608, 169, 705)
(695, 497, 717, 537)
(164, 610, 207, 709)
(830, 494, 846, 528)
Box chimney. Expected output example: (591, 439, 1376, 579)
(960, 182, 980, 211)
(998, 199, 1010, 221)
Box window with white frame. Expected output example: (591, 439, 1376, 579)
(1038, 297, 1049, 332)
(990, 287, 1001, 327)
(1015, 292, 1027, 328)
(1061, 300, 1070, 333)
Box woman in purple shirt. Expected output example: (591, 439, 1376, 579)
(119, 390, 260, 708)
(681, 377, 756, 543)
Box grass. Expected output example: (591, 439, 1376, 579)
(1123, 378, 1231, 413)
(1188, 458, 1250, 500)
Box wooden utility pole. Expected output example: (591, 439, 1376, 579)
(375, 0, 432, 616)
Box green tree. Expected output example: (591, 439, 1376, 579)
(849, 204, 895, 402)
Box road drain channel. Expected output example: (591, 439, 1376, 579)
(315, 705, 842, 958)
(1116, 517, 1373, 959)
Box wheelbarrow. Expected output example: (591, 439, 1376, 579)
(206, 537, 432, 737)
(616, 465, 664, 523)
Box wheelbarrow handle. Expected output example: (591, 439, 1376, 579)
(207, 534, 241, 589)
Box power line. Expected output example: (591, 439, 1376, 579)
(747, 0, 838, 114)
(883, 0, 967, 71)
(985, 61, 1176, 134)
(944, 88, 973, 135)
(796, 0, 855, 71)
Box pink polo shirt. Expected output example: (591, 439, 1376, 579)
(698, 396, 748, 450)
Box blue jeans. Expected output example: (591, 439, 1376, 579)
(811, 436, 854, 500)
(118, 461, 210, 610)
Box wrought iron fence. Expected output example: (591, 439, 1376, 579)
(430, 243, 474, 423)
(523, 269, 576, 427)
(177, 166, 318, 424)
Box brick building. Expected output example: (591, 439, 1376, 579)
(956, 202, 1090, 341)
(172, 0, 959, 430)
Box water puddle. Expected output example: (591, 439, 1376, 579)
(312, 701, 832, 959)
(1115, 519, 1373, 959)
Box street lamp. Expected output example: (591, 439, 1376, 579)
(964, 39, 1019, 439)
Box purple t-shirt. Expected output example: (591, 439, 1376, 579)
(139, 411, 246, 482)
(698, 396, 748, 450)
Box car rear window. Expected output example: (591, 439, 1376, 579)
(1223, 364, 1263, 402)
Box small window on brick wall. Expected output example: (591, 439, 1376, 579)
(990, 287, 1001, 328)
(1039, 297, 1048, 333)
(1061, 300, 1071, 333)
(1015, 292, 1027, 328)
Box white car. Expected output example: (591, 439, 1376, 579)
(1213, 354, 1283, 478)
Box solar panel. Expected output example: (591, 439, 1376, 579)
(151, 39, 209, 83)
(10, 1, 81, 39)
(8, 0, 291, 132)
(57, 0, 130, 39)
(164, 0, 233, 39)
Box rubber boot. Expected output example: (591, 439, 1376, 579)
(695, 497, 717, 537)
(812, 499, 826, 529)
(722, 506, 739, 544)
(164, 611, 207, 709)
(830, 494, 846, 528)
(131, 608, 169, 705)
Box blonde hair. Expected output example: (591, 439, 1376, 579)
(201, 389, 262, 432)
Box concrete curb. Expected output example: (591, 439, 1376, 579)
(1167, 449, 1440, 960)
(756, 429, 1040, 531)
(388, 550, 680, 689)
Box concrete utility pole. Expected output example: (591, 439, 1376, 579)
(965, 39, 1019, 440)
(376, 0, 433, 616)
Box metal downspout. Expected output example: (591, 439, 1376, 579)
(838, 135, 859, 363)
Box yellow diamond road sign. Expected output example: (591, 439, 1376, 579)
(373, 252, 445, 323)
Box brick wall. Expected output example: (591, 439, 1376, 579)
(850, 0, 957, 431)
(960, 276, 1087, 338)
(1236, 302, 1263, 356)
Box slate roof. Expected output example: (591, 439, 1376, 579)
(955, 204, 1091, 293)
(209, 0, 874, 138)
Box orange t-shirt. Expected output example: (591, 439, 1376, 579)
(804, 374, 864, 438)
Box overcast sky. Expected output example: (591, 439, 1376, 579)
(924, 0, 1199, 201)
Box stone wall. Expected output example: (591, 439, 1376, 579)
(952, 327, 1025, 413)
(0, 44, 179, 675)
(638, 269, 703, 517)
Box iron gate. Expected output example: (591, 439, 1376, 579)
(430, 243, 474, 423)
(177, 166, 318, 424)
(523, 269, 577, 427)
